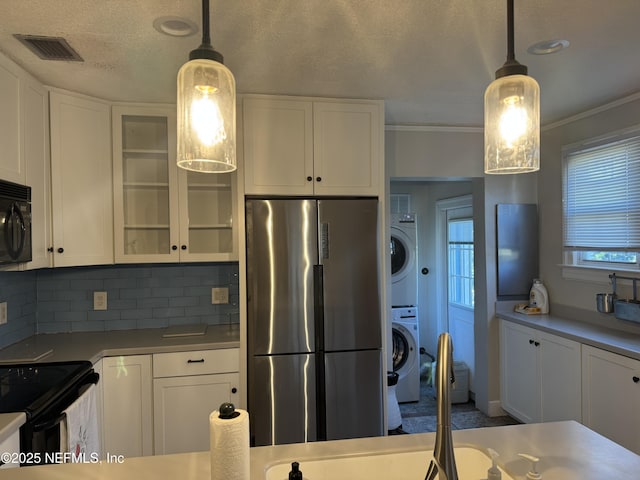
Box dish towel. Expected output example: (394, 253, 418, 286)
(62, 384, 100, 459)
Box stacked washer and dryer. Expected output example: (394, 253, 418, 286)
(390, 213, 420, 403)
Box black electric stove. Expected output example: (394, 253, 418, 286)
(0, 360, 98, 465)
(0, 361, 94, 418)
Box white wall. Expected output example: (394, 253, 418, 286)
(539, 94, 640, 331)
(385, 127, 538, 415)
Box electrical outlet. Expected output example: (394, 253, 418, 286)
(94, 291, 107, 311)
(0, 302, 7, 325)
(211, 287, 229, 305)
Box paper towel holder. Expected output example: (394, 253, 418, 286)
(219, 402, 240, 419)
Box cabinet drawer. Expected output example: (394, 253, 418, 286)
(153, 348, 239, 378)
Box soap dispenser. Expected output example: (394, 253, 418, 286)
(518, 453, 542, 480)
(288, 461, 303, 480)
(487, 448, 502, 480)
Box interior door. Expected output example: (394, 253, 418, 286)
(437, 197, 475, 392)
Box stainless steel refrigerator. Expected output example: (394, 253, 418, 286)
(246, 198, 383, 447)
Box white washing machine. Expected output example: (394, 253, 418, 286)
(390, 213, 417, 307)
(392, 306, 420, 403)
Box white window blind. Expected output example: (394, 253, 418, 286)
(563, 134, 640, 251)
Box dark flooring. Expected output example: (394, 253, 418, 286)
(397, 379, 519, 433)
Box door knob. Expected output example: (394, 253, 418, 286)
(421, 267, 429, 275)
(57, 247, 64, 254)
(633, 376, 639, 383)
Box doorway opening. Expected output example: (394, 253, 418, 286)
(436, 195, 475, 394)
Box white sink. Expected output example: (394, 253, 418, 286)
(265, 446, 515, 480)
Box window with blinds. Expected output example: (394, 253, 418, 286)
(562, 131, 640, 268)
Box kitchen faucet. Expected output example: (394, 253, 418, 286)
(424, 332, 458, 480)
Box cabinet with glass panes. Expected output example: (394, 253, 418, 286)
(112, 105, 237, 263)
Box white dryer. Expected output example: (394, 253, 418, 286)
(392, 306, 420, 403)
(390, 213, 417, 307)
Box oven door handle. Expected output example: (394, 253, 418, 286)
(32, 413, 66, 432)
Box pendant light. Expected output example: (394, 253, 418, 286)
(484, 0, 540, 174)
(177, 0, 236, 173)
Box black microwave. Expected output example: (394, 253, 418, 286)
(0, 180, 32, 264)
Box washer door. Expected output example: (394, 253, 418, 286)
(390, 227, 415, 285)
(392, 323, 416, 374)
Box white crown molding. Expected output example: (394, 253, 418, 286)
(385, 124, 482, 134)
(543, 91, 640, 131)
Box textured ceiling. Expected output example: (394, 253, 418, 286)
(1, 0, 639, 126)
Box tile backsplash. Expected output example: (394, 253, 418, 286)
(0, 270, 37, 349)
(0, 263, 239, 349)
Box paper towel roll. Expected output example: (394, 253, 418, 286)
(210, 405, 250, 480)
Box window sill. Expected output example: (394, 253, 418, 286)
(559, 264, 640, 285)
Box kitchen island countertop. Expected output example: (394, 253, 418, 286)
(0, 421, 637, 479)
(0, 324, 240, 365)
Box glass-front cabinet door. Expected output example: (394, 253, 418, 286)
(112, 105, 236, 263)
(178, 169, 236, 261)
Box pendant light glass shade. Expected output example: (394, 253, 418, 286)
(484, 0, 540, 175)
(177, 58, 236, 172)
(484, 74, 539, 174)
(176, 0, 236, 173)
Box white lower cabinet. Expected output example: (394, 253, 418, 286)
(500, 320, 582, 423)
(102, 355, 153, 458)
(582, 345, 640, 454)
(152, 348, 240, 455)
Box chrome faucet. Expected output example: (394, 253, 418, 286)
(425, 332, 458, 480)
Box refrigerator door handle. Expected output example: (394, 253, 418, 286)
(313, 263, 327, 441)
(320, 222, 330, 259)
(313, 264, 324, 353)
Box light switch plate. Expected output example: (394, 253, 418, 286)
(212, 287, 229, 304)
(0, 302, 7, 325)
(94, 291, 107, 310)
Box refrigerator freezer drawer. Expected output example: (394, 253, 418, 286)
(250, 354, 317, 447)
(324, 349, 383, 440)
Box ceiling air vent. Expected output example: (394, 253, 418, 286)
(13, 34, 83, 62)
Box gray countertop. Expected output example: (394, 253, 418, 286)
(0, 324, 240, 458)
(0, 324, 240, 365)
(0, 421, 637, 479)
(496, 304, 640, 360)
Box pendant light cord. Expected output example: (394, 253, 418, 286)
(495, 0, 527, 78)
(189, 0, 223, 63)
(201, 0, 211, 46)
(506, 0, 515, 63)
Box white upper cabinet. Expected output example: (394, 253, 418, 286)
(243, 95, 383, 196)
(0, 54, 24, 184)
(22, 79, 51, 270)
(112, 105, 237, 263)
(49, 90, 113, 267)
